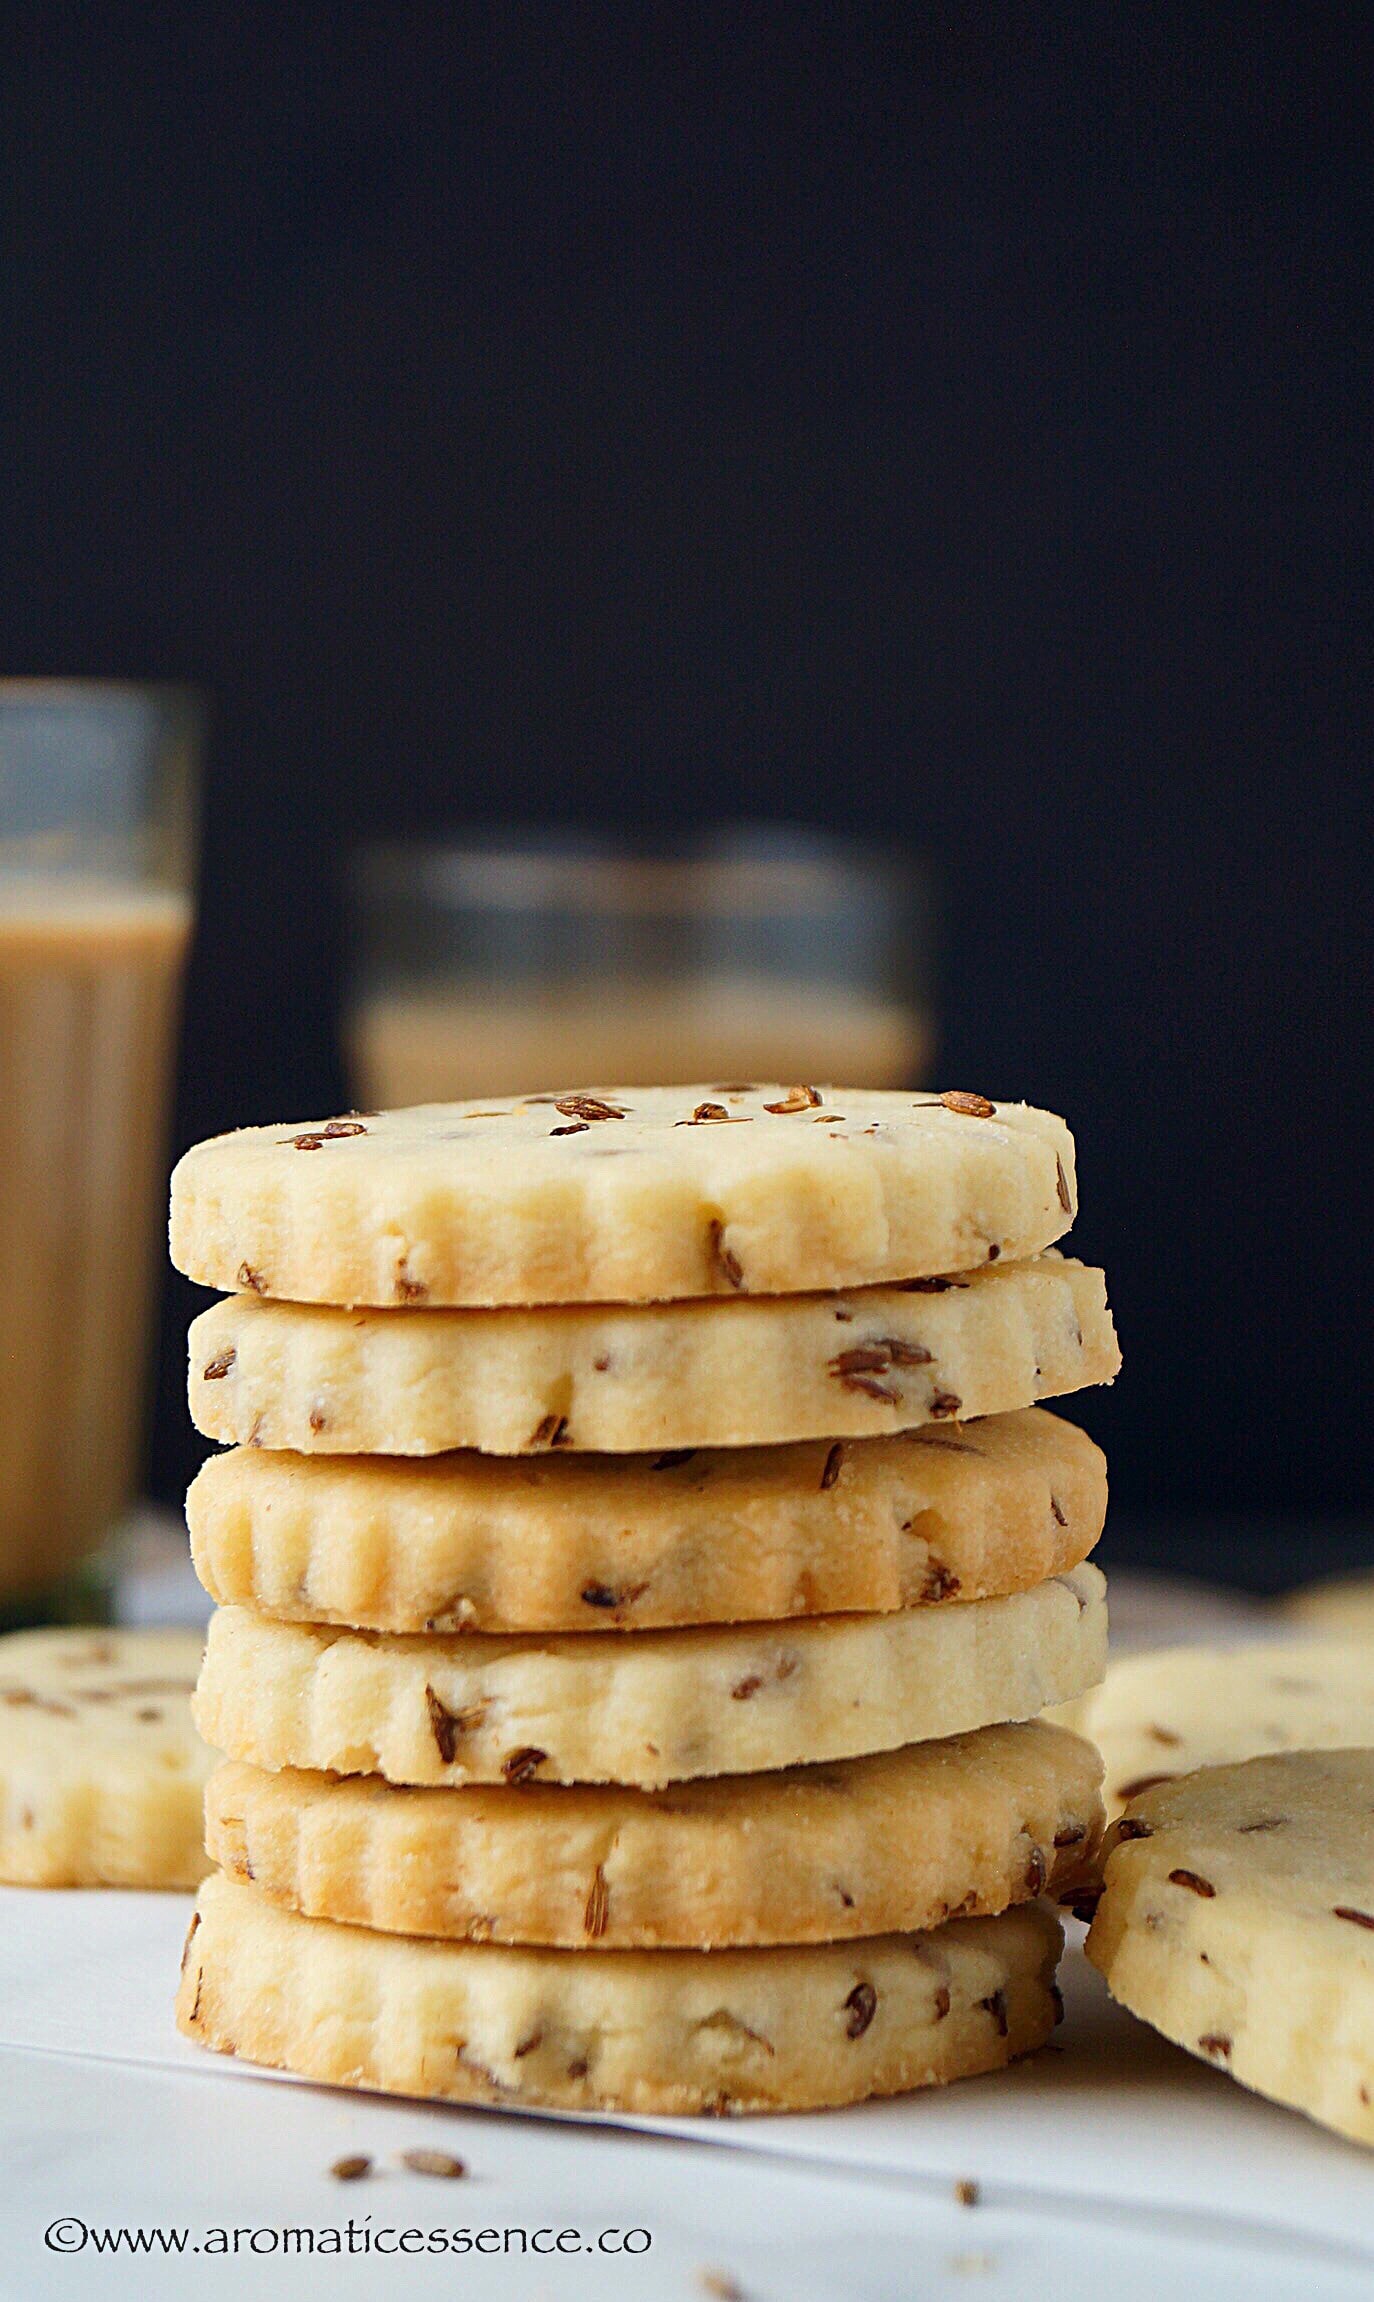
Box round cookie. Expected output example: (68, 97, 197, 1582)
(178, 1872, 1065, 2116)
(193, 1564, 1107, 1789)
(1065, 1641, 1374, 1817)
(1086, 1750, 1374, 2148)
(170, 1086, 1078, 1309)
(187, 1253, 1119, 1457)
(187, 1407, 1106, 1634)
(0, 1628, 212, 1888)
(205, 1721, 1103, 1948)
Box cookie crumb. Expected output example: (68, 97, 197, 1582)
(399, 2149, 467, 2178)
(698, 2272, 745, 2300)
(330, 2155, 372, 2182)
(954, 2177, 980, 2208)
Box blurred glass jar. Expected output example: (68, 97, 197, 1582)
(344, 827, 933, 1106)
(0, 682, 200, 1625)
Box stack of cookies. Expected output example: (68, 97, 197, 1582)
(171, 1085, 1119, 2117)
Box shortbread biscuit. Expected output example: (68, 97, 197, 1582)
(1067, 1642, 1374, 1817)
(1279, 1574, 1374, 1639)
(194, 1565, 1106, 1789)
(0, 1628, 212, 1887)
(178, 1871, 1064, 2115)
(1086, 1750, 1374, 2147)
(170, 1087, 1078, 1308)
(205, 1721, 1102, 1947)
(187, 1408, 1106, 1634)
(188, 1254, 1118, 1457)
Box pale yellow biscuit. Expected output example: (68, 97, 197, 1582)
(205, 1721, 1102, 1947)
(170, 1086, 1078, 1308)
(1278, 1574, 1374, 1639)
(193, 1564, 1106, 1789)
(178, 1871, 1065, 2115)
(1086, 1750, 1374, 2147)
(187, 1407, 1106, 1634)
(1067, 1641, 1374, 1817)
(0, 1628, 212, 1888)
(187, 1254, 1118, 1457)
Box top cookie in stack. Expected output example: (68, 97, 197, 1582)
(172, 1085, 1119, 2118)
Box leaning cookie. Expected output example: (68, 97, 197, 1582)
(170, 1086, 1078, 1308)
(1086, 1750, 1374, 2147)
(194, 1565, 1107, 1789)
(187, 1407, 1107, 1634)
(0, 1629, 212, 1888)
(187, 1254, 1119, 1456)
(1065, 1641, 1374, 1817)
(204, 1720, 1103, 1948)
(1278, 1574, 1374, 1641)
(178, 1872, 1064, 2115)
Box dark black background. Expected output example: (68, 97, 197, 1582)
(3, 7, 1369, 1580)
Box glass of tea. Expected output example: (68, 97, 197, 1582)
(0, 682, 201, 1626)
(344, 825, 932, 1107)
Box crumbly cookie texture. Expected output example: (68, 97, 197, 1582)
(187, 1254, 1118, 1458)
(187, 1407, 1106, 1634)
(1086, 1750, 1374, 2147)
(193, 1564, 1106, 1790)
(205, 1721, 1102, 1948)
(1064, 1642, 1374, 1818)
(177, 1871, 1065, 2115)
(0, 1628, 212, 1888)
(169, 1087, 1078, 1308)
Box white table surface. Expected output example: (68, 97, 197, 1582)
(2, 1884, 1373, 2302)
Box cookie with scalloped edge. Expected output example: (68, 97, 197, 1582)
(193, 1563, 1106, 1790)
(187, 1406, 1106, 1634)
(187, 1253, 1118, 1457)
(1066, 1641, 1374, 1818)
(205, 1720, 1102, 1948)
(170, 1086, 1078, 1308)
(178, 1871, 1065, 2115)
(1086, 1749, 1374, 2147)
(0, 1628, 212, 1887)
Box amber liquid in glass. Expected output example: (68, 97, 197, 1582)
(347, 980, 931, 1107)
(0, 881, 190, 1603)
